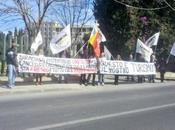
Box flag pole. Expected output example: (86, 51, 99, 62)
(134, 39, 137, 61)
(154, 41, 158, 52)
(110, 51, 115, 60)
(104, 45, 115, 60)
(73, 42, 87, 58)
(166, 54, 171, 64)
(111, 54, 115, 60)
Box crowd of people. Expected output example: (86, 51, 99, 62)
(78, 53, 167, 86)
(5, 41, 167, 88)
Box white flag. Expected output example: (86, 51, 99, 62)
(136, 39, 153, 62)
(170, 42, 175, 56)
(104, 45, 112, 60)
(31, 31, 43, 54)
(99, 28, 106, 42)
(145, 32, 160, 47)
(50, 24, 71, 54)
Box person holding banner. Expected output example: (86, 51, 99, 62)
(6, 41, 18, 88)
(97, 52, 106, 86)
(158, 57, 166, 82)
(58, 50, 69, 83)
(114, 54, 122, 85)
(85, 48, 96, 86)
(127, 53, 134, 81)
(35, 48, 44, 85)
(136, 54, 145, 83)
(79, 52, 87, 85)
(149, 54, 156, 83)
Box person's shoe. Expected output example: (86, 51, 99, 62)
(84, 82, 88, 86)
(6, 85, 12, 89)
(114, 82, 118, 85)
(97, 82, 100, 86)
(101, 82, 104, 86)
(64, 81, 68, 84)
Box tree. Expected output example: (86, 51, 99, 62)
(52, 0, 94, 55)
(93, 0, 175, 61)
(0, 0, 66, 46)
(0, 32, 4, 60)
(94, 0, 131, 58)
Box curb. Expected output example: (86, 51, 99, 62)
(0, 83, 84, 95)
(0, 81, 175, 96)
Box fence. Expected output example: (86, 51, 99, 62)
(0, 34, 29, 75)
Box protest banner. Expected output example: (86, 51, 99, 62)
(100, 60, 156, 75)
(31, 31, 43, 54)
(145, 32, 160, 47)
(50, 24, 71, 54)
(17, 54, 156, 75)
(136, 39, 153, 62)
(17, 53, 97, 74)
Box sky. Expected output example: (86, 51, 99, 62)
(0, 0, 95, 33)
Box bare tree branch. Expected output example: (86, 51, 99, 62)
(52, 0, 93, 46)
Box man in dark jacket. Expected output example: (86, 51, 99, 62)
(159, 58, 166, 82)
(6, 42, 18, 88)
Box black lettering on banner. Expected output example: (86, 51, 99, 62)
(17, 54, 155, 75)
(131, 62, 155, 73)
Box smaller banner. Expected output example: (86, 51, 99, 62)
(100, 60, 156, 75)
(145, 32, 160, 47)
(104, 45, 112, 60)
(170, 42, 175, 56)
(136, 39, 153, 62)
(50, 24, 71, 54)
(31, 31, 43, 54)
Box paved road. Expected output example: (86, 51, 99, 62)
(0, 83, 175, 130)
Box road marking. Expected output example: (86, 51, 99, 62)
(25, 103, 175, 130)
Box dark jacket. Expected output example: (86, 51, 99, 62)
(6, 47, 18, 67)
(159, 59, 166, 73)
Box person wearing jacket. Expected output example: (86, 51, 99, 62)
(6, 42, 18, 88)
(158, 58, 166, 82)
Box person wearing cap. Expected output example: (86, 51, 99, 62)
(6, 41, 18, 88)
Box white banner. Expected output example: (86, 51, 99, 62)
(145, 32, 160, 47)
(136, 39, 153, 62)
(104, 45, 112, 60)
(17, 53, 97, 74)
(50, 24, 71, 54)
(100, 60, 156, 75)
(170, 42, 175, 56)
(17, 54, 156, 75)
(31, 31, 43, 54)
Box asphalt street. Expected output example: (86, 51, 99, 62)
(0, 83, 175, 130)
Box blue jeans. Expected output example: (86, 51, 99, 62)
(7, 64, 17, 87)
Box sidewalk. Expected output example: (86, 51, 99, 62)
(0, 76, 84, 96)
(0, 72, 175, 96)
